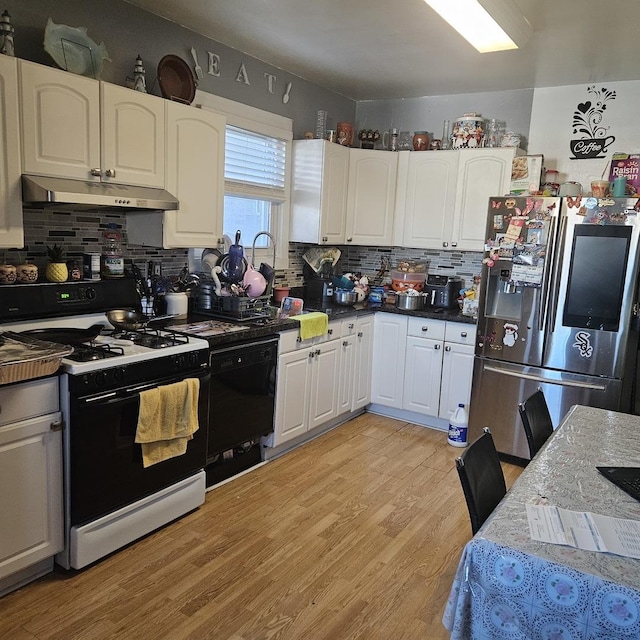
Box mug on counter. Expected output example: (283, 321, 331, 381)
(0, 264, 16, 284)
(16, 263, 38, 283)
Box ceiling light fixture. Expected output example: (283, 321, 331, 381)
(424, 0, 532, 53)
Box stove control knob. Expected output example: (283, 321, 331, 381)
(85, 287, 97, 300)
(112, 367, 126, 384)
(94, 371, 107, 387)
(173, 354, 185, 370)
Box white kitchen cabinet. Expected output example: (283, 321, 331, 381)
(128, 102, 226, 248)
(370, 313, 407, 409)
(439, 322, 476, 420)
(451, 148, 522, 250)
(0, 377, 63, 595)
(352, 314, 373, 410)
(100, 82, 165, 188)
(272, 325, 341, 446)
(346, 149, 397, 246)
(371, 313, 476, 428)
(290, 139, 350, 244)
(338, 314, 374, 415)
(403, 318, 445, 416)
(393, 150, 458, 249)
(20, 60, 165, 188)
(394, 147, 522, 251)
(0, 56, 23, 248)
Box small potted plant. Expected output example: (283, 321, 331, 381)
(45, 244, 68, 282)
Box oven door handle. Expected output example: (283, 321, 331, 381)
(80, 372, 211, 404)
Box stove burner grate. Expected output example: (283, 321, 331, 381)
(66, 343, 125, 362)
(105, 327, 191, 349)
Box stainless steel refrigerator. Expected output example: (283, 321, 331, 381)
(469, 196, 640, 460)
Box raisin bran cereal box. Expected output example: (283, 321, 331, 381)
(608, 153, 640, 196)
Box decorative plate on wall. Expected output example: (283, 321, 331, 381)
(157, 55, 196, 104)
(43, 18, 111, 79)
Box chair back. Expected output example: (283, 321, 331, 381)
(455, 427, 506, 535)
(518, 389, 553, 459)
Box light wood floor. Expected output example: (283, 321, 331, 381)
(0, 413, 523, 640)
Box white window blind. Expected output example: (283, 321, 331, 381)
(225, 126, 286, 201)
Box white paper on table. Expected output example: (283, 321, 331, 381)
(526, 504, 640, 558)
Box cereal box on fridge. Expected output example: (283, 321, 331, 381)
(510, 154, 544, 195)
(608, 153, 640, 196)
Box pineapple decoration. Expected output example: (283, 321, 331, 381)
(45, 244, 68, 282)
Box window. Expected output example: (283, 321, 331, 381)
(223, 126, 286, 250)
(195, 92, 292, 270)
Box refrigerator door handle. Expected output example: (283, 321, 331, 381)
(539, 212, 564, 334)
(483, 365, 607, 391)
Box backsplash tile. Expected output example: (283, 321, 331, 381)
(12, 209, 482, 289)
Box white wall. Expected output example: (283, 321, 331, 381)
(528, 80, 640, 189)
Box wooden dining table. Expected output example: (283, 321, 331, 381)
(443, 404, 640, 639)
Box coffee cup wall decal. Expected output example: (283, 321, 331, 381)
(570, 86, 617, 160)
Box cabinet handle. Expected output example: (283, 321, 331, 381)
(348, 323, 354, 330)
(445, 345, 451, 352)
(90, 168, 101, 176)
(104, 169, 116, 178)
(442, 241, 448, 247)
(434, 344, 441, 350)
(421, 326, 428, 332)
(451, 242, 458, 247)
(50, 420, 64, 432)
(461, 331, 468, 337)
(308, 351, 315, 359)
(343, 340, 349, 347)
(346, 237, 353, 242)
(322, 236, 328, 242)
(328, 329, 333, 335)
(296, 336, 302, 343)
(357, 331, 363, 337)
(315, 349, 321, 356)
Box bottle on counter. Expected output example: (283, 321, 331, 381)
(101, 223, 124, 279)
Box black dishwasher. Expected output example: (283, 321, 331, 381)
(206, 336, 278, 485)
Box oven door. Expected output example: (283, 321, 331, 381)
(68, 370, 210, 526)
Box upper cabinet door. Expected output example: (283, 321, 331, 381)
(452, 148, 519, 251)
(100, 83, 165, 188)
(0, 56, 23, 248)
(161, 102, 225, 248)
(20, 60, 100, 181)
(290, 139, 349, 245)
(346, 149, 397, 246)
(395, 150, 458, 249)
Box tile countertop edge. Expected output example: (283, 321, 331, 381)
(175, 303, 476, 348)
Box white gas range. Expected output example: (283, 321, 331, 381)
(0, 280, 211, 570)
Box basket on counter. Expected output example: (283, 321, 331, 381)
(0, 332, 73, 385)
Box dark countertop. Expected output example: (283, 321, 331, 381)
(169, 301, 476, 349)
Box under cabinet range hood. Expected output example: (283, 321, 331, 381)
(21, 175, 179, 211)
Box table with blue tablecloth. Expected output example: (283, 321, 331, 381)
(443, 405, 640, 639)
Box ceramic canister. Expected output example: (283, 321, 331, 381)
(16, 263, 38, 283)
(451, 113, 485, 149)
(0, 264, 16, 284)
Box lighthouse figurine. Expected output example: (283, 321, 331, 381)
(0, 10, 15, 57)
(133, 55, 146, 93)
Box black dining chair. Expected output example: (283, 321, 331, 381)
(518, 388, 554, 460)
(455, 427, 507, 535)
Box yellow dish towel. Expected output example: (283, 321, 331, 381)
(135, 378, 200, 468)
(294, 312, 329, 341)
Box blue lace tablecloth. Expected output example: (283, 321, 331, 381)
(443, 405, 640, 639)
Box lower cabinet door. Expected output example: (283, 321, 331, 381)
(273, 349, 312, 445)
(439, 342, 475, 420)
(0, 412, 63, 580)
(403, 336, 443, 416)
(352, 315, 373, 410)
(338, 336, 356, 415)
(308, 339, 340, 430)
